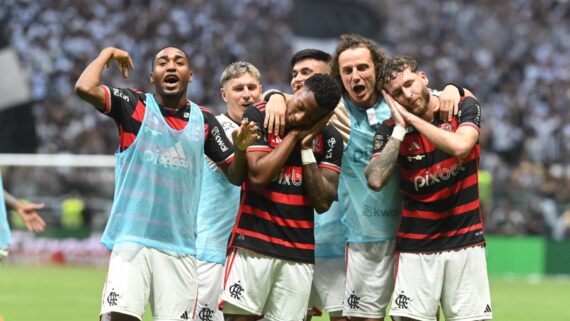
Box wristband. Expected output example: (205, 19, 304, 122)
(444, 83, 465, 97)
(264, 91, 286, 102)
(392, 125, 406, 141)
(301, 149, 317, 165)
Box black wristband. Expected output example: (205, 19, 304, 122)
(264, 91, 286, 102)
(445, 83, 465, 97)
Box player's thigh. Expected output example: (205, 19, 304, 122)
(390, 252, 444, 321)
(264, 259, 313, 321)
(440, 246, 492, 321)
(194, 260, 225, 321)
(310, 256, 345, 314)
(101, 244, 151, 320)
(343, 241, 395, 318)
(149, 249, 198, 320)
(220, 248, 274, 316)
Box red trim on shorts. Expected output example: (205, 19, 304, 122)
(318, 162, 341, 173)
(223, 248, 238, 290)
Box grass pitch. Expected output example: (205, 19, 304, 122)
(0, 265, 569, 321)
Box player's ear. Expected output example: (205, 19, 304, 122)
(220, 88, 228, 103)
(419, 71, 428, 86)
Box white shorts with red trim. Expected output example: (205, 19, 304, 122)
(390, 245, 492, 321)
(343, 240, 395, 318)
(101, 243, 198, 321)
(219, 248, 313, 321)
(308, 256, 345, 316)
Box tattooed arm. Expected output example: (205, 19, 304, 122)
(365, 135, 401, 191)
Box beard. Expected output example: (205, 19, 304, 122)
(409, 86, 431, 116)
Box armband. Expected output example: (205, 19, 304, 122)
(392, 125, 406, 142)
(301, 149, 317, 165)
(264, 91, 286, 102)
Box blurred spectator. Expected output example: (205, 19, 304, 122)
(2, 0, 570, 238)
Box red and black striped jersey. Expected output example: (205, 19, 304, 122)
(372, 97, 484, 252)
(228, 103, 343, 264)
(100, 86, 234, 165)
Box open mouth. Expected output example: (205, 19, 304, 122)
(353, 84, 366, 94)
(164, 75, 180, 88)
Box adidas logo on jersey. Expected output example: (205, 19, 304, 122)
(408, 141, 421, 151)
(145, 142, 190, 169)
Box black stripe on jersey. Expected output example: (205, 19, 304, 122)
(400, 157, 478, 196)
(236, 212, 314, 244)
(398, 208, 482, 235)
(404, 184, 480, 212)
(397, 230, 485, 253)
(243, 189, 312, 219)
(232, 238, 314, 264)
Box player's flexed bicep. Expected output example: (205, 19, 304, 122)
(75, 47, 134, 112)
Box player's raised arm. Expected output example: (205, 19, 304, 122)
(74, 47, 135, 112)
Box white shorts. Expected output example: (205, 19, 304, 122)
(194, 260, 224, 321)
(390, 245, 493, 321)
(343, 241, 395, 318)
(220, 248, 314, 321)
(308, 256, 345, 316)
(101, 243, 198, 321)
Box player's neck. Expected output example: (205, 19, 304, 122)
(156, 94, 187, 113)
(423, 96, 439, 122)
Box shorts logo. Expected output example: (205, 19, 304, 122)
(484, 304, 492, 313)
(394, 291, 411, 309)
(180, 311, 189, 320)
(229, 281, 244, 300)
(107, 289, 119, 306)
(198, 305, 214, 321)
(347, 291, 360, 309)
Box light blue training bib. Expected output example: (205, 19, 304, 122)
(0, 172, 11, 248)
(101, 93, 204, 255)
(339, 96, 402, 243)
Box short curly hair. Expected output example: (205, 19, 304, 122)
(330, 34, 387, 95)
(303, 73, 341, 112)
(380, 56, 418, 88)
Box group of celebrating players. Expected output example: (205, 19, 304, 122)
(68, 33, 493, 321)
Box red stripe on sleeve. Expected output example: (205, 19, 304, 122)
(100, 85, 111, 114)
(318, 163, 341, 173)
(132, 101, 146, 123)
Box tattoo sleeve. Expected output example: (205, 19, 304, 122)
(365, 138, 401, 191)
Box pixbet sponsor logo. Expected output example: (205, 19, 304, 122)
(413, 163, 465, 191)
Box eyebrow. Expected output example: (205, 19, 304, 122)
(156, 54, 187, 61)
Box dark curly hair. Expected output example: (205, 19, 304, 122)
(380, 56, 418, 87)
(330, 34, 387, 96)
(303, 73, 341, 112)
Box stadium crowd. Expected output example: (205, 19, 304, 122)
(1, 0, 570, 239)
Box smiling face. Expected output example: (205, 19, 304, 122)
(221, 71, 262, 121)
(286, 87, 328, 128)
(383, 67, 432, 117)
(290, 58, 330, 93)
(338, 47, 378, 109)
(150, 47, 192, 98)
